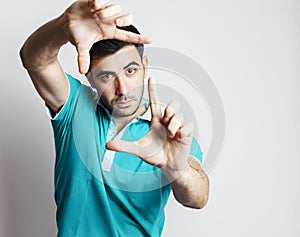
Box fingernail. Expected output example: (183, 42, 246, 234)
(116, 19, 124, 27)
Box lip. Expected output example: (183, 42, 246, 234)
(116, 100, 133, 108)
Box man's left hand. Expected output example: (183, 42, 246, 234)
(106, 77, 194, 181)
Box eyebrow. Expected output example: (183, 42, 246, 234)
(123, 61, 141, 69)
(95, 61, 141, 78)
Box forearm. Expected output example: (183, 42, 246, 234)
(20, 13, 68, 72)
(171, 161, 209, 209)
(19, 12, 70, 112)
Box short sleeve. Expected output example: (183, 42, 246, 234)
(46, 73, 81, 145)
(46, 73, 81, 123)
(189, 137, 203, 164)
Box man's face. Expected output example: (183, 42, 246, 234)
(88, 45, 147, 118)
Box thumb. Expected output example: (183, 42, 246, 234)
(76, 43, 91, 74)
(106, 140, 140, 156)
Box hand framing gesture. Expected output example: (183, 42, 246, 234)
(64, 0, 152, 73)
(106, 77, 195, 181)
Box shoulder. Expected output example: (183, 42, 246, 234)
(49, 73, 97, 121)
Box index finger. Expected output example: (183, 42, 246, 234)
(113, 28, 152, 44)
(148, 77, 162, 118)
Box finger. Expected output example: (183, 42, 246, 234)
(88, 0, 109, 11)
(167, 113, 183, 138)
(76, 43, 91, 74)
(115, 13, 133, 27)
(113, 28, 152, 44)
(163, 99, 181, 124)
(106, 136, 164, 167)
(106, 140, 140, 156)
(176, 122, 194, 140)
(148, 77, 162, 118)
(96, 4, 121, 19)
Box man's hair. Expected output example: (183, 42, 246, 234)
(89, 25, 144, 71)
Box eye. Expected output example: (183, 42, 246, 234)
(99, 73, 114, 81)
(126, 67, 137, 76)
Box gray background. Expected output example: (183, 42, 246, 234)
(1, 0, 300, 236)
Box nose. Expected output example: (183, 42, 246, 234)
(115, 75, 130, 95)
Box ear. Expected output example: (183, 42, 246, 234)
(142, 55, 148, 77)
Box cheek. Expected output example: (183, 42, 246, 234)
(99, 88, 114, 101)
(130, 82, 144, 98)
(95, 81, 114, 96)
(130, 74, 144, 88)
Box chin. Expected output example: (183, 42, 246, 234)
(111, 106, 138, 118)
(111, 110, 135, 117)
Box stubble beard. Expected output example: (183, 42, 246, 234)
(101, 88, 144, 118)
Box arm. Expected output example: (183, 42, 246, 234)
(106, 77, 209, 209)
(171, 157, 209, 209)
(20, 14, 69, 112)
(20, 0, 151, 112)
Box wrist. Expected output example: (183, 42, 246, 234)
(52, 13, 70, 49)
(161, 162, 190, 184)
(169, 166, 193, 187)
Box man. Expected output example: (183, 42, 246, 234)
(20, 1, 209, 236)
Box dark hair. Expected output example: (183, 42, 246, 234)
(88, 25, 144, 71)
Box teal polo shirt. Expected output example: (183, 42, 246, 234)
(49, 73, 202, 237)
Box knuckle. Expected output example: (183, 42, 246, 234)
(167, 117, 179, 133)
(98, 10, 107, 18)
(136, 35, 142, 44)
(97, 11, 104, 18)
(98, 4, 121, 18)
(125, 33, 132, 42)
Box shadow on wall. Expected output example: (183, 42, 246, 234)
(0, 132, 57, 237)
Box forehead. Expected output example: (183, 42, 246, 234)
(91, 45, 142, 72)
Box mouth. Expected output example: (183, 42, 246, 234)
(115, 99, 133, 108)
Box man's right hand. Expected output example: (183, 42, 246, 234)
(20, 0, 151, 113)
(64, 0, 152, 74)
